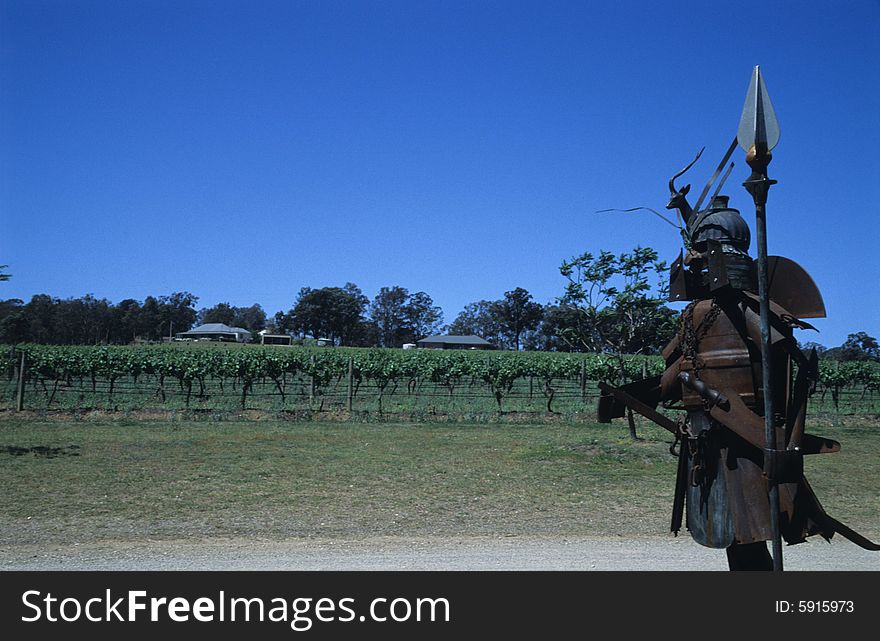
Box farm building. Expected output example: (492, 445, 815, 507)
(175, 323, 253, 343)
(258, 330, 293, 345)
(416, 335, 493, 350)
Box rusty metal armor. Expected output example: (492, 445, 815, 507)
(597, 191, 878, 565)
(662, 293, 817, 549)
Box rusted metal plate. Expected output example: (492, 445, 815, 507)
(660, 355, 684, 400)
(668, 250, 689, 302)
(681, 412, 802, 547)
(661, 332, 680, 361)
(767, 256, 826, 319)
(597, 380, 677, 433)
(703, 383, 839, 454)
(677, 300, 763, 409)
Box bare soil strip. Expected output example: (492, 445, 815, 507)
(3, 535, 877, 571)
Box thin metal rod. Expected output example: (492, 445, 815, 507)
(754, 198, 783, 572)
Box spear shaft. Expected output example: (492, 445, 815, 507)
(747, 163, 782, 571)
(739, 66, 783, 571)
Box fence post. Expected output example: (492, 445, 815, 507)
(347, 356, 354, 413)
(833, 360, 841, 411)
(642, 359, 648, 379)
(580, 359, 587, 401)
(12, 347, 19, 407)
(15, 350, 26, 412)
(309, 355, 316, 405)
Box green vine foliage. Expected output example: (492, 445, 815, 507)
(4, 343, 875, 412)
(7, 344, 655, 391)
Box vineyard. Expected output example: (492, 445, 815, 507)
(2, 343, 879, 418)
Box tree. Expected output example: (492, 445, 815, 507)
(25, 294, 56, 344)
(158, 292, 199, 338)
(370, 286, 411, 347)
(53, 294, 113, 344)
(524, 304, 582, 352)
(559, 246, 676, 439)
(111, 299, 142, 343)
(289, 283, 368, 346)
(403, 291, 444, 342)
(199, 302, 266, 332)
(129, 292, 200, 341)
(839, 332, 880, 362)
(269, 310, 294, 335)
(0, 298, 27, 343)
(138, 296, 163, 341)
(558, 247, 674, 356)
(337, 283, 370, 346)
(798, 341, 827, 357)
(199, 302, 237, 326)
(233, 304, 267, 333)
(448, 300, 503, 346)
(557, 251, 617, 352)
(350, 319, 381, 347)
(492, 288, 543, 351)
(0, 292, 198, 344)
(368, 287, 444, 347)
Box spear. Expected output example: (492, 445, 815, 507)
(738, 65, 783, 571)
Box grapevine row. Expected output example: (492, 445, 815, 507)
(3, 344, 664, 411)
(4, 344, 876, 412)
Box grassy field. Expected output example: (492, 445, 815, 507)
(1, 414, 878, 545)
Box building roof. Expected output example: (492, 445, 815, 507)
(179, 323, 252, 335)
(416, 334, 492, 346)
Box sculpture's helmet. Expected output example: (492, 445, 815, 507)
(688, 195, 751, 254)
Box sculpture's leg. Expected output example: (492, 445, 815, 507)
(726, 542, 772, 571)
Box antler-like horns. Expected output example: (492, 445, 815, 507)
(668, 147, 705, 193)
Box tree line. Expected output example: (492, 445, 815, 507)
(1, 247, 876, 359)
(0, 284, 446, 348)
(0, 292, 199, 345)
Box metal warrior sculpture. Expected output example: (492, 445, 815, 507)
(598, 67, 879, 571)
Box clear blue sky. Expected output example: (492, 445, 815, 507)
(2, 0, 878, 347)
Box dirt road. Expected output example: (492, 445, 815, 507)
(2, 535, 878, 571)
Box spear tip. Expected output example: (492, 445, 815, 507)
(737, 66, 780, 153)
